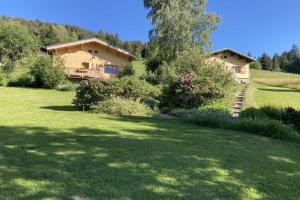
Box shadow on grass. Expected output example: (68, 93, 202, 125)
(0, 117, 299, 199)
(258, 87, 300, 93)
(40, 105, 77, 112)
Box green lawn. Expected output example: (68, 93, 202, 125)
(132, 60, 146, 77)
(244, 70, 300, 109)
(0, 87, 300, 200)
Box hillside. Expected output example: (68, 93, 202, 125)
(0, 87, 299, 199)
(244, 70, 300, 109)
(0, 16, 145, 56)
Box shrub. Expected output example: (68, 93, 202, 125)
(171, 108, 296, 139)
(73, 76, 161, 111)
(161, 73, 227, 109)
(7, 73, 34, 87)
(241, 106, 300, 132)
(260, 106, 283, 121)
(282, 107, 300, 131)
(230, 118, 295, 139)
(73, 78, 107, 110)
(113, 76, 161, 101)
(93, 97, 157, 116)
(171, 108, 232, 128)
(30, 55, 66, 88)
(117, 63, 135, 78)
(240, 107, 267, 119)
(250, 61, 262, 70)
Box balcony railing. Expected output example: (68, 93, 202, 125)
(66, 69, 104, 79)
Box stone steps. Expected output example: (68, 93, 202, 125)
(231, 86, 248, 118)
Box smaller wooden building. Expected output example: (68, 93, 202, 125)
(207, 48, 256, 84)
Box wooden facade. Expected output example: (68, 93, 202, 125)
(45, 38, 134, 80)
(207, 48, 256, 84)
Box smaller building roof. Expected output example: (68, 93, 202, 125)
(45, 38, 135, 59)
(208, 48, 256, 63)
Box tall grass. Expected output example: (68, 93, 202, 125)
(251, 69, 300, 90)
(255, 78, 300, 90)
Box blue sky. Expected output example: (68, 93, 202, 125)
(1, 0, 300, 57)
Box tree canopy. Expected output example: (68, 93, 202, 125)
(144, 0, 220, 65)
(0, 21, 39, 73)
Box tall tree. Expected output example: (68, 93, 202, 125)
(144, 0, 220, 65)
(272, 53, 281, 71)
(288, 44, 300, 61)
(0, 21, 39, 73)
(259, 53, 273, 71)
(280, 51, 289, 68)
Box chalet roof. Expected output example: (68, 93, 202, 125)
(45, 38, 135, 59)
(208, 48, 256, 63)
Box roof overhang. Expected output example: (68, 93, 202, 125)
(45, 38, 135, 60)
(208, 48, 256, 63)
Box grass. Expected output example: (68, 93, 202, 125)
(252, 69, 300, 90)
(132, 60, 146, 77)
(244, 70, 300, 109)
(0, 87, 300, 199)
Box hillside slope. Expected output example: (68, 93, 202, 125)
(244, 70, 300, 109)
(0, 87, 299, 199)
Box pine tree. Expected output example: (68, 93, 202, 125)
(280, 51, 289, 68)
(288, 44, 300, 61)
(259, 53, 273, 71)
(272, 53, 281, 71)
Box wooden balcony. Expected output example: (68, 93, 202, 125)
(66, 69, 104, 80)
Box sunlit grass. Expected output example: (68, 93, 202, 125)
(132, 60, 146, 77)
(252, 69, 300, 90)
(245, 70, 300, 109)
(0, 87, 299, 199)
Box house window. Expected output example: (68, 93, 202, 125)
(233, 66, 241, 73)
(88, 50, 93, 54)
(221, 55, 228, 59)
(94, 50, 99, 54)
(104, 65, 119, 75)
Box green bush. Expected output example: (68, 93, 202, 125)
(171, 108, 296, 139)
(117, 63, 135, 78)
(93, 97, 157, 116)
(250, 61, 262, 70)
(161, 73, 228, 109)
(230, 118, 295, 139)
(240, 107, 267, 119)
(241, 106, 300, 132)
(73, 76, 161, 111)
(7, 73, 34, 87)
(171, 108, 232, 128)
(30, 55, 66, 89)
(73, 78, 107, 110)
(112, 76, 161, 101)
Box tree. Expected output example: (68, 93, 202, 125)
(249, 61, 262, 70)
(272, 53, 281, 71)
(30, 55, 66, 88)
(259, 53, 273, 71)
(280, 51, 289, 68)
(144, 0, 220, 65)
(287, 44, 300, 61)
(0, 21, 39, 73)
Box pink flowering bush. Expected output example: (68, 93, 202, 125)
(73, 76, 160, 111)
(161, 72, 227, 109)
